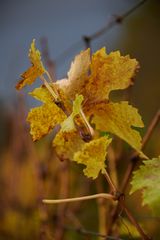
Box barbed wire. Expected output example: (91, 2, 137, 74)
(64, 225, 124, 240)
(55, 0, 148, 65)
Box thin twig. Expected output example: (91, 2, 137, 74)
(54, 160, 70, 240)
(107, 109, 160, 236)
(108, 146, 119, 189)
(141, 109, 160, 148)
(96, 177, 108, 237)
(121, 109, 160, 192)
(84, 0, 148, 41)
(39, 75, 59, 101)
(121, 201, 152, 240)
(40, 37, 56, 82)
(80, 108, 95, 137)
(43, 193, 114, 204)
(87, 0, 148, 41)
(64, 225, 124, 240)
(103, 169, 117, 193)
(56, 0, 148, 65)
(103, 170, 151, 239)
(118, 215, 133, 240)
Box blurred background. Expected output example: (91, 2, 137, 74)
(0, 0, 160, 239)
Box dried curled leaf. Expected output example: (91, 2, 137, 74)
(130, 157, 160, 215)
(56, 49, 90, 99)
(88, 101, 145, 157)
(16, 39, 45, 90)
(74, 136, 112, 179)
(27, 102, 66, 141)
(53, 130, 84, 161)
(61, 94, 84, 132)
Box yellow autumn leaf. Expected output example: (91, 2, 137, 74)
(16, 41, 146, 166)
(27, 102, 66, 141)
(85, 48, 139, 102)
(61, 94, 84, 132)
(74, 136, 112, 179)
(29, 85, 54, 103)
(87, 101, 146, 157)
(16, 39, 45, 90)
(56, 47, 144, 157)
(57, 47, 138, 104)
(53, 130, 85, 161)
(30, 84, 72, 114)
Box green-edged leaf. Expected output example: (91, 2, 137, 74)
(130, 157, 160, 215)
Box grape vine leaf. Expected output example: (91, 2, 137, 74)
(27, 86, 66, 141)
(130, 157, 160, 215)
(57, 47, 145, 157)
(57, 48, 138, 103)
(86, 101, 146, 158)
(27, 102, 66, 141)
(29, 85, 54, 103)
(53, 130, 85, 161)
(85, 48, 139, 102)
(53, 132, 112, 179)
(74, 136, 112, 179)
(16, 39, 45, 90)
(16, 40, 147, 180)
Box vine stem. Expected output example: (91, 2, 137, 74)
(103, 169, 117, 193)
(46, 70, 54, 84)
(122, 109, 160, 191)
(43, 193, 113, 204)
(40, 73, 95, 139)
(83, 0, 148, 42)
(121, 200, 152, 240)
(103, 169, 152, 240)
(80, 108, 95, 137)
(39, 75, 59, 101)
(107, 109, 160, 237)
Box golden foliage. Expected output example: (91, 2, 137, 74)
(87, 101, 146, 157)
(16, 39, 45, 90)
(74, 136, 112, 179)
(29, 85, 54, 103)
(57, 47, 138, 104)
(53, 130, 84, 160)
(16, 40, 146, 178)
(85, 48, 138, 102)
(27, 103, 66, 141)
